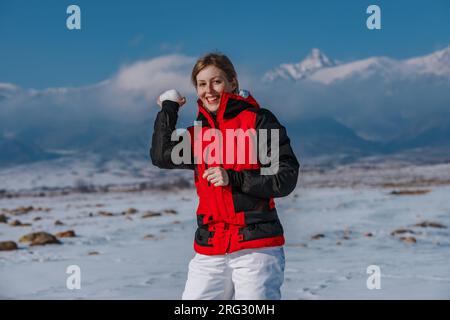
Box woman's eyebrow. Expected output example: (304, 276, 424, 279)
(198, 76, 222, 82)
(198, 79, 217, 84)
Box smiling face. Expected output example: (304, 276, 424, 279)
(196, 65, 237, 113)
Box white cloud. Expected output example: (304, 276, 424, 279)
(1, 49, 450, 152)
(1, 53, 197, 120)
(111, 54, 194, 101)
(0, 54, 198, 151)
(0, 82, 20, 91)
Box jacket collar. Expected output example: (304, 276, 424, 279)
(196, 91, 260, 128)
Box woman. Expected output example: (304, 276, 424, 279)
(150, 52, 299, 300)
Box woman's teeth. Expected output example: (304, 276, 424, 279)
(207, 97, 218, 104)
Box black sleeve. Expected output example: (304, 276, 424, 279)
(150, 100, 194, 170)
(226, 108, 300, 198)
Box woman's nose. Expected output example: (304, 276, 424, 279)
(206, 83, 214, 93)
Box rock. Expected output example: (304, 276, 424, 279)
(0, 241, 18, 251)
(364, 232, 373, 237)
(336, 241, 342, 245)
(163, 209, 178, 215)
(9, 219, 31, 227)
(390, 190, 430, 196)
(400, 236, 417, 244)
(19, 232, 61, 246)
(122, 208, 138, 215)
(311, 233, 325, 240)
(172, 220, 181, 224)
(391, 228, 416, 236)
(98, 211, 114, 217)
(142, 211, 162, 219)
(88, 251, 99, 255)
(55, 230, 76, 238)
(33, 217, 42, 221)
(7, 206, 35, 215)
(414, 221, 447, 229)
(0, 214, 8, 223)
(54, 220, 64, 226)
(143, 234, 155, 240)
(288, 243, 307, 248)
(16, 206, 35, 215)
(9, 219, 21, 226)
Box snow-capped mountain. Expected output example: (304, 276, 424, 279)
(263, 48, 336, 81)
(1, 46, 450, 166)
(264, 45, 450, 84)
(405, 45, 450, 76)
(308, 56, 400, 84)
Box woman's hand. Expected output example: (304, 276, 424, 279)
(157, 96, 186, 107)
(202, 167, 229, 187)
(157, 89, 186, 108)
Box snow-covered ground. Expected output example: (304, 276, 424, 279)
(1, 159, 449, 299)
(0, 154, 191, 192)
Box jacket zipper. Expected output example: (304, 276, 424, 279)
(205, 113, 220, 187)
(205, 161, 210, 186)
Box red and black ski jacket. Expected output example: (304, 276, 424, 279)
(150, 91, 300, 255)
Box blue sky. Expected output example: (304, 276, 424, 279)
(1, 0, 449, 89)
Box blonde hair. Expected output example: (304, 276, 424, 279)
(191, 52, 239, 93)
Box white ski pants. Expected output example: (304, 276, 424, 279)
(182, 246, 285, 300)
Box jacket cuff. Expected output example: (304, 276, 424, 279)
(226, 169, 243, 189)
(161, 100, 180, 113)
